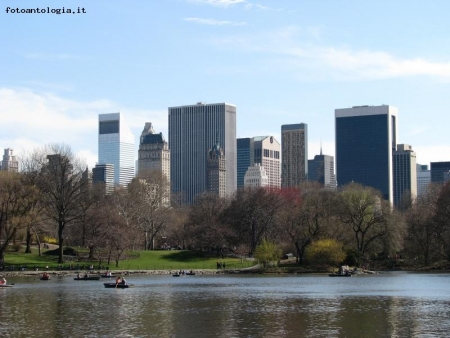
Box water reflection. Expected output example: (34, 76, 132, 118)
(1, 273, 450, 337)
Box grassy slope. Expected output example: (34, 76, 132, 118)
(4, 247, 255, 271)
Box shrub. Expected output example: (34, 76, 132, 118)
(254, 239, 281, 267)
(305, 239, 345, 266)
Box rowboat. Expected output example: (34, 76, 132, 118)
(74, 276, 101, 281)
(100, 274, 116, 278)
(40, 276, 51, 280)
(0, 284, 13, 287)
(329, 273, 352, 277)
(103, 283, 131, 288)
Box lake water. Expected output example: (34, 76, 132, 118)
(1, 272, 449, 337)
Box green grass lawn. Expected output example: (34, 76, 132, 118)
(3, 246, 255, 271)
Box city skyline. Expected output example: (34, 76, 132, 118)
(2, 1, 450, 169)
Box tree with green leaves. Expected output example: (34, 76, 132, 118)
(305, 239, 345, 267)
(254, 239, 281, 267)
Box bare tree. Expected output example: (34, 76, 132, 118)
(277, 185, 336, 264)
(403, 183, 441, 265)
(223, 187, 283, 254)
(22, 144, 89, 263)
(129, 170, 171, 250)
(336, 183, 390, 260)
(188, 193, 230, 251)
(0, 171, 45, 266)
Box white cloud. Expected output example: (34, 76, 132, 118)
(211, 25, 450, 81)
(0, 88, 167, 170)
(184, 17, 247, 26)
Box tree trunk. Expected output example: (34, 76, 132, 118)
(58, 223, 64, 264)
(25, 227, 32, 253)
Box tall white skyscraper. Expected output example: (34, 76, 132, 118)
(169, 102, 236, 204)
(98, 112, 135, 186)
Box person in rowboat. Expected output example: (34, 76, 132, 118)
(0, 278, 6, 285)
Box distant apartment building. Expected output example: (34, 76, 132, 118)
(98, 112, 135, 186)
(430, 161, 450, 183)
(169, 102, 236, 204)
(138, 122, 170, 179)
(244, 163, 269, 188)
(335, 105, 397, 204)
(206, 141, 226, 197)
(92, 163, 115, 195)
(308, 149, 336, 189)
(393, 144, 417, 207)
(1, 148, 19, 172)
(281, 123, 308, 187)
(416, 164, 431, 197)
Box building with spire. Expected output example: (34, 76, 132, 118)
(308, 146, 336, 189)
(207, 141, 226, 197)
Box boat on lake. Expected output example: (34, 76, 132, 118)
(103, 282, 131, 288)
(0, 284, 13, 287)
(40, 272, 51, 280)
(74, 276, 101, 281)
(100, 274, 116, 278)
(329, 273, 352, 277)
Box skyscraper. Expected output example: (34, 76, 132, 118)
(393, 144, 417, 207)
(98, 112, 135, 186)
(92, 163, 115, 195)
(168, 102, 236, 204)
(138, 122, 170, 180)
(253, 136, 281, 188)
(244, 163, 269, 188)
(237, 136, 281, 188)
(417, 164, 431, 197)
(308, 149, 336, 190)
(430, 161, 450, 183)
(335, 105, 398, 204)
(1, 148, 19, 172)
(281, 123, 308, 187)
(207, 141, 226, 197)
(237, 138, 254, 189)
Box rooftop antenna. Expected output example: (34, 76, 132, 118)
(320, 139, 323, 156)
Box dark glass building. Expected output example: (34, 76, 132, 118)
(430, 161, 450, 183)
(335, 105, 398, 204)
(308, 151, 336, 190)
(237, 138, 254, 189)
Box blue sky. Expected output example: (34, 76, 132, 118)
(2, 0, 450, 169)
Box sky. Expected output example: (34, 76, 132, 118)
(2, 0, 450, 169)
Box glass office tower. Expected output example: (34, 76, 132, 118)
(98, 112, 135, 186)
(237, 138, 254, 189)
(169, 102, 236, 204)
(335, 105, 398, 204)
